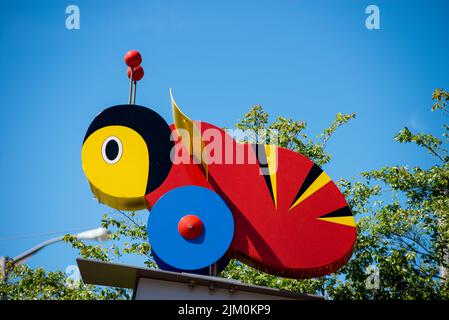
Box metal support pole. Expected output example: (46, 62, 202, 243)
(133, 81, 137, 105)
(128, 68, 134, 105)
(209, 263, 218, 277)
(438, 219, 448, 282)
(3, 235, 65, 300)
(0, 228, 108, 300)
(0, 256, 8, 300)
(0, 237, 64, 301)
(12, 236, 65, 264)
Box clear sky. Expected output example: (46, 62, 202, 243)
(0, 0, 448, 274)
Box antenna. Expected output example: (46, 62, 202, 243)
(124, 50, 144, 105)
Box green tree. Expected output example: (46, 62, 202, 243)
(2, 89, 448, 300)
(324, 89, 449, 299)
(0, 263, 128, 300)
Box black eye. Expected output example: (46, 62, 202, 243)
(102, 136, 122, 164)
(106, 139, 119, 160)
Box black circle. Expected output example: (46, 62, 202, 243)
(105, 139, 119, 161)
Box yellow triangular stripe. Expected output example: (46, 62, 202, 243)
(291, 172, 331, 208)
(318, 216, 356, 227)
(265, 145, 278, 208)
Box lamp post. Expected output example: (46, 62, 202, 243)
(0, 227, 110, 300)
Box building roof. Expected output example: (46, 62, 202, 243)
(77, 258, 324, 300)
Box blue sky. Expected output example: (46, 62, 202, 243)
(0, 0, 448, 274)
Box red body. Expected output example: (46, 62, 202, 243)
(146, 122, 356, 278)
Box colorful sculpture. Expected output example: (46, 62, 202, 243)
(81, 51, 357, 279)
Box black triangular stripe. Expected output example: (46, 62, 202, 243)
(320, 206, 353, 218)
(253, 144, 275, 204)
(290, 164, 322, 207)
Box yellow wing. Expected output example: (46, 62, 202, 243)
(170, 89, 208, 178)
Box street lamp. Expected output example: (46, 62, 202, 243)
(0, 227, 110, 300)
(75, 227, 110, 242)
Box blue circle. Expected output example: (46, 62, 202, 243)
(147, 186, 234, 271)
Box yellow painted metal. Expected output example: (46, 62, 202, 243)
(170, 89, 208, 178)
(265, 144, 278, 208)
(290, 172, 331, 209)
(81, 125, 150, 210)
(318, 216, 356, 227)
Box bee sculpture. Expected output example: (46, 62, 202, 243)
(81, 51, 356, 278)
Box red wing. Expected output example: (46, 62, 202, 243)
(201, 122, 356, 278)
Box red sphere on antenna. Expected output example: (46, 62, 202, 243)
(127, 66, 144, 81)
(178, 214, 204, 240)
(124, 50, 142, 68)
